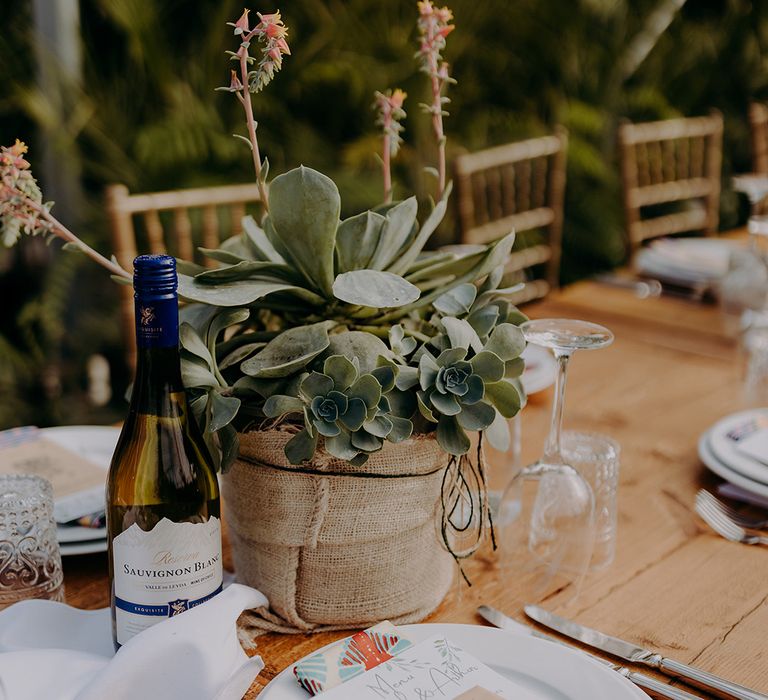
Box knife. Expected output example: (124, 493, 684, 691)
(477, 605, 705, 700)
(524, 605, 768, 700)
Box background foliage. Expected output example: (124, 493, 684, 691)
(1, 0, 767, 429)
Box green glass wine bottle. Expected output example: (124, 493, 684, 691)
(107, 254, 222, 650)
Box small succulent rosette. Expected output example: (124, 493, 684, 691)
(293, 621, 413, 695)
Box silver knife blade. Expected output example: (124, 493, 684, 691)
(524, 604, 655, 663)
(477, 605, 706, 700)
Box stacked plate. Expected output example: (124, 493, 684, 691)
(43, 425, 120, 556)
(635, 237, 733, 288)
(698, 409, 768, 499)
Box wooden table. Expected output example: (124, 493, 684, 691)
(63, 275, 768, 697)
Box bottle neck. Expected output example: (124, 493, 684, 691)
(131, 294, 184, 415)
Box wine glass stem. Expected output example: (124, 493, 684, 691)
(543, 350, 571, 464)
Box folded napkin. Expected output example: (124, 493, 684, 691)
(293, 621, 413, 695)
(718, 482, 768, 509)
(0, 583, 267, 700)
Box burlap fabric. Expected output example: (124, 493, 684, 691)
(223, 429, 455, 635)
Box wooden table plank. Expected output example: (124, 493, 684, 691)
(62, 266, 768, 697)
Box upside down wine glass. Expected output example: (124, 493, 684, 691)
(498, 319, 614, 607)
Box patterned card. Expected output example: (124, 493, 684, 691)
(317, 634, 539, 700)
(293, 621, 413, 695)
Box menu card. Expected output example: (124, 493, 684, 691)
(317, 635, 539, 700)
(0, 437, 107, 522)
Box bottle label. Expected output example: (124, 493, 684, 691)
(112, 516, 223, 646)
(135, 296, 179, 348)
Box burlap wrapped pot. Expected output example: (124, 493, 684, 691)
(222, 428, 455, 635)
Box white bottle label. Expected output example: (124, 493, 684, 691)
(112, 516, 222, 646)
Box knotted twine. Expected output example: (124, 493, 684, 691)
(223, 427, 494, 639)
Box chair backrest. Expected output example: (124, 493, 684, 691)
(454, 127, 568, 305)
(749, 102, 768, 174)
(618, 112, 723, 255)
(105, 182, 264, 369)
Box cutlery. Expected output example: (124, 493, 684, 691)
(524, 604, 768, 700)
(593, 273, 663, 299)
(697, 489, 768, 531)
(696, 491, 768, 546)
(477, 605, 706, 700)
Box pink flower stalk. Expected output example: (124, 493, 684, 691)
(0, 141, 130, 278)
(374, 89, 407, 203)
(221, 8, 292, 211)
(416, 0, 456, 199)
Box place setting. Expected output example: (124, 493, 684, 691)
(2, 1, 768, 699)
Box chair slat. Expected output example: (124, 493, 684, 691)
(201, 205, 220, 268)
(173, 208, 194, 261)
(230, 202, 246, 235)
(143, 210, 165, 254)
(750, 102, 768, 175)
(454, 129, 567, 303)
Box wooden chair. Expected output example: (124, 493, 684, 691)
(454, 127, 568, 305)
(618, 112, 723, 256)
(749, 102, 768, 174)
(106, 182, 264, 368)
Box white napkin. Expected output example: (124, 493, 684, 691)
(0, 583, 267, 700)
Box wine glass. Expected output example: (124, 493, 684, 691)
(497, 318, 614, 608)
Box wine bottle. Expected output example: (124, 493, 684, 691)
(107, 254, 222, 650)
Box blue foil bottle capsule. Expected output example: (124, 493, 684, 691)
(133, 254, 179, 349)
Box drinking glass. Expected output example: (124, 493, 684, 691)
(561, 431, 621, 571)
(0, 475, 64, 609)
(498, 319, 613, 606)
(743, 326, 768, 407)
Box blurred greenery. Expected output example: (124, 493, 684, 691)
(1, 0, 767, 428)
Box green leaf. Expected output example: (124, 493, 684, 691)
(263, 394, 304, 417)
(463, 375, 485, 404)
(394, 365, 419, 391)
(324, 431, 359, 461)
(368, 197, 418, 269)
(437, 415, 471, 455)
(322, 332, 393, 374)
(485, 412, 510, 451)
(442, 317, 484, 353)
(470, 351, 505, 382)
(182, 363, 219, 392)
(300, 371, 334, 398)
(332, 270, 420, 308)
(436, 347, 468, 367)
(364, 414, 393, 438)
(218, 424, 240, 473)
(218, 342, 263, 371)
(418, 352, 439, 390)
(466, 306, 500, 340)
(208, 393, 241, 432)
(285, 428, 318, 464)
(485, 380, 522, 418)
(241, 322, 331, 378)
(484, 323, 526, 361)
(434, 283, 477, 316)
(371, 365, 396, 392)
(387, 415, 413, 442)
(268, 166, 341, 296)
(340, 397, 367, 431)
(387, 182, 453, 275)
(456, 401, 496, 431)
(430, 390, 461, 416)
(198, 247, 250, 265)
(323, 355, 358, 390)
(505, 357, 525, 379)
(313, 419, 341, 437)
(417, 391, 437, 422)
(208, 308, 250, 358)
(178, 274, 302, 307)
(194, 260, 296, 284)
(351, 430, 382, 452)
(180, 323, 214, 368)
(242, 215, 286, 262)
(348, 374, 381, 409)
(335, 210, 386, 272)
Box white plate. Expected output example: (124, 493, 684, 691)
(707, 410, 768, 485)
(699, 431, 768, 499)
(60, 539, 108, 556)
(40, 426, 119, 545)
(521, 344, 557, 395)
(259, 623, 645, 700)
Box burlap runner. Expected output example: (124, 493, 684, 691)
(223, 429, 455, 637)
